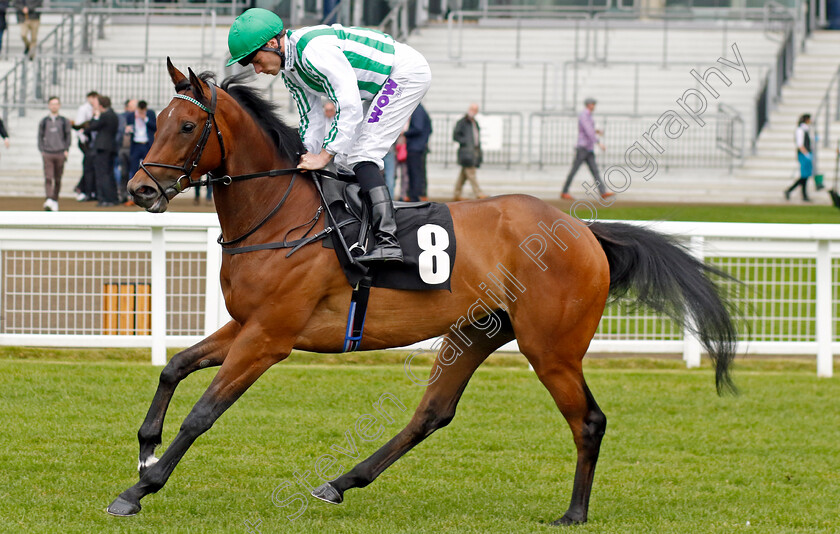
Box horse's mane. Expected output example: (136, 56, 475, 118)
(191, 71, 304, 164)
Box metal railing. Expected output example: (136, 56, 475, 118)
(79, 7, 220, 61)
(0, 11, 81, 120)
(1, 213, 838, 376)
(0, 7, 222, 120)
(0, 62, 27, 124)
(811, 65, 840, 177)
(526, 111, 742, 170)
(321, 0, 349, 25)
(0, 55, 223, 125)
(752, 8, 795, 145)
(716, 103, 746, 171)
(43, 0, 244, 16)
(421, 111, 741, 170)
(813, 65, 840, 149)
(560, 59, 769, 117)
(446, 10, 590, 62)
(31, 55, 223, 110)
(380, 0, 418, 42)
(435, 58, 559, 113)
(441, 13, 790, 160)
(446, 5, 803, 65)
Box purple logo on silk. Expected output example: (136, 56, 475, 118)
(367, 79, 399, 123)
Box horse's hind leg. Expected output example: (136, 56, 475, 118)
(137, 320, 240, 476)
(527, 354, 606, 526)
(313, 317, 515, 504)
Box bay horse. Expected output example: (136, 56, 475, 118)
(106, 59, 737, 524)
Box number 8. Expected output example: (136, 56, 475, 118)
(417, 224, 450, 285)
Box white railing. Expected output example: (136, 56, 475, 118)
(1, 213, 838, 376)
(0, 212, 225, 366)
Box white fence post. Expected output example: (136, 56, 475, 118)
(682, 235, 704, 369)
(150, 226, 167, 366)
(816, 239, 833, 378)
(204, 228, 221, 336)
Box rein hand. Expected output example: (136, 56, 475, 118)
(298, 150, 333, 171)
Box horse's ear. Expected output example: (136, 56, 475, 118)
(187, 67, 210, 104)
(167, 57, 187, 88)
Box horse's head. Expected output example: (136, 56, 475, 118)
(128, 58, 226, 212)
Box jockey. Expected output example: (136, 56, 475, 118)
(227, 8, 432, 263)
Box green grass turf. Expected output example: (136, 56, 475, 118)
(594, 203, 840, 223)
(1, 355, 838, 533)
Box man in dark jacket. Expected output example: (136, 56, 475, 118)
(452, 103, 486, 201)
(115, 99, 137, 203)
(86, 95, 119, 206)
(15, 0, 41, 60)
(404, 103, 432, 202)
(126, 100, 157, 182)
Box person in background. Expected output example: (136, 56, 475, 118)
(323, 100, 336, 123)
(37, 96, 72, 211)
(193, 180, 212, 205)
(116, 99, 137, 204)
(86, 95, 119, 207)
(382, 144, 397, 196)
(452, 103, 487, 201)
(0, 114, 10, 176)
(15, 0, 41, 60)
(560, 97, 613, 201)
(0, 116, 10, 150)
(785, 113, 813, 202)
(404, 102, 432, 201)
(395, 133, 409, 200)
(0, 1, 9, 55)
(126, 100, 157, 180)
(72, 90, 99, 202)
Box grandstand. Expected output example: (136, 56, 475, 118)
(0, 1, 838, 205)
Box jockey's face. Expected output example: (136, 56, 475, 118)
(251, 37, 283, 76)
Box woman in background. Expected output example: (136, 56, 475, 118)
(785, 114, 813, 202)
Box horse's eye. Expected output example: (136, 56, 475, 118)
(182, 122, 196, 133)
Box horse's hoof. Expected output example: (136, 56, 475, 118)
(311, 482, 343, 504)
(550, 514, 586, 526)
(106, 496, 141, 516)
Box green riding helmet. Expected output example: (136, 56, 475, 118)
(227, 8, 284, 67)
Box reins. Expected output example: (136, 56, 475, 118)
(141, 81, 343, 255)
(215, 172, 298, 246)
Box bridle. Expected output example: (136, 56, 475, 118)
(139, 82, 228, 200)
(137, 80, 308, 247)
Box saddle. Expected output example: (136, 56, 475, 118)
(219, 171, 456, 352)
(317, 174, 456, 292)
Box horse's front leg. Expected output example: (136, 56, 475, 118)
(137, 320, 240, 476)
(109, 324, 288, 516)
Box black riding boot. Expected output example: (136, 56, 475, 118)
(357, 186, 403, 263)
(353, 162, 402, 263)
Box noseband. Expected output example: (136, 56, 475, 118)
(139, 83, 227, 199)
(136, 80, 311, 248)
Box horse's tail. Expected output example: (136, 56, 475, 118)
(588, 221, 737, 395)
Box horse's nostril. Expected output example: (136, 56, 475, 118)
(135, 186, 157, 198)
